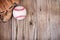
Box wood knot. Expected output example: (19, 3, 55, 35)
(40, 8, 41, 11)
(36, 38, 38, 40)
(30, 21, 33, 25)
(22, 36, 25, 40)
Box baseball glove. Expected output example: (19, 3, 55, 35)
(0, 0, 20, 22)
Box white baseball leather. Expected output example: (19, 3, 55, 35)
(13, 6, 26, 20)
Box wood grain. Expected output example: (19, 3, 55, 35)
(0, 0, 60, 40)
(0, 20, 12, 40)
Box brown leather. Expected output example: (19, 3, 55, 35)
(0, 0, 19, 22)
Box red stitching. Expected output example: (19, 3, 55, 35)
(14, 7, 25, 11)
(15, 15, 26, 18)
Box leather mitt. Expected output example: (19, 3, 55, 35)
(0, 0, 19, 22)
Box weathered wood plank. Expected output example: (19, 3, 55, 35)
(36, 0, 51, 40)
(22, 0, 30, 40)
(50, 0, 60, 40)
(0, 20, 12, 40)
(0, 0, 60, 40)
(12, 18, 17, 40)
(12, 0, 60, 40)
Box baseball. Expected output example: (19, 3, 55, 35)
(13, 6, 27, 20)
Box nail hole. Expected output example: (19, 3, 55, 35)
(22, 36, 24, 40)
(36, 38, 38, 40)
(40, 8, 41, 11)
(30, 21, 33, 25)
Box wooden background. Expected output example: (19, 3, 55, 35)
(0, 0, 60, 40)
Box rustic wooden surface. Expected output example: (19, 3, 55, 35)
(0, 0, 60, 40)
(0, 20, 12, 40)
